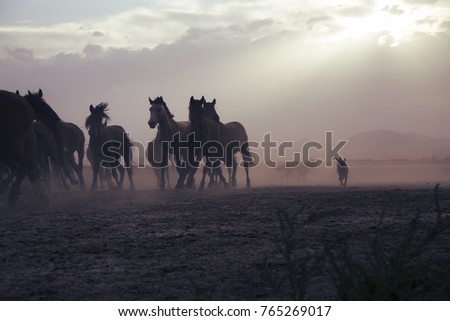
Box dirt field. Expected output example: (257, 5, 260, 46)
(1, 170, 450, 300)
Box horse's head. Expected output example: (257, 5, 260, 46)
(188, 96, 205, 124)
(148, 96, 173, 129)
(85, 102, 110, 137)
(204, 98, 220, 122)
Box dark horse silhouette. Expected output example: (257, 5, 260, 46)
(179, 96, 251, 190)
(85, 102, 135, 191)
(203, 98, 251, 188)
(0, 89, 65, 205)
(335, 157, 348, 186)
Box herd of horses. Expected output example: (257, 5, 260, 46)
(0, 90, 253, 206)
(0, 89, 348, 206)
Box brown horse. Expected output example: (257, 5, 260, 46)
(202, 98, 251, 188)
(85, 102, 135, 191)
(0, 89, 65, 205)
(183, 96, 250, 190)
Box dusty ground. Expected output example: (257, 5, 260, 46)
(1, 178, 450, 300)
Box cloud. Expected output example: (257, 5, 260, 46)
(402, 0, 438, 4)
(91, 31, 105, 38)
(382, 5, 405, 15)
(5, 47, 34, 61)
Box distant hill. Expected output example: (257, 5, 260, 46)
(342, 129, 450, 160)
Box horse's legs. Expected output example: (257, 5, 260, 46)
(90, 160, 100, 191)
(215, 162, 228, 188)
(241, 143, 251, 188)
(153, 168, 161, 187)
(66, 152, 79, 185)
(199, 159, 210, 191)
(230, 157, 238, 187)
(159, 152, 168, 190)
(166, 164, 171, 189)
(98, 167, 105, 189)
(114, 164, 125, 190)
(186, 160, 199, 189)
(76, 147, 85, 191)
(124, 158, 135, 191)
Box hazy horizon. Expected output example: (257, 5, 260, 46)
(1, 0, 450, 145)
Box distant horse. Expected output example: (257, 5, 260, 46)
(85, 102, 135, 191)
(60, 122, 86, 190)
(202, 97, 251, 188)
(276, 162, 311, 183)
(147, 96, 189, 190)
(0, 89, 65, 205)
(335, 157, 348, 186)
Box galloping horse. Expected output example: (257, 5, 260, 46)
(85, 102, 135, 191)
(335, 157, 348, 186)
(185, 96, 251, 190)
(202, 98, 251, 188)
(0, 89, 65, 205)
(147, 96, 189, 190)
(60, 122, 86, 190)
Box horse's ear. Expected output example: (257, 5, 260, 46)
(15, 90, 20, 95)
(89, 104, 94, 113)
(38, 89, 43, 98)
(149, 97, 153, 104)
(212, 98, 216, 105)
(28, 90, 32, 95)
(201, 96, 205, 104)
(190, 96, 194, 103)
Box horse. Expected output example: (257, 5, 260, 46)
(0, 89, 65, 205)
(276, 162, 311, 183)
(182, 96, 250, 190)
(202, 97, 251, 188)
(335, 157, 348, 186)
(147, 96, 189, 190)
(85, 102, 135, 191)
(60, 122, 86, 190)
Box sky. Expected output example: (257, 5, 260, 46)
(1, 0, 450, 146)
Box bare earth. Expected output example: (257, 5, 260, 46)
(1, 183, 450, 300)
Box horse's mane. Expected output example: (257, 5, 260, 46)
(85, 102, 111, 129)
(154, 96, 174, 118)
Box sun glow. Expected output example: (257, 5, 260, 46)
(328, 2, 441, 47)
